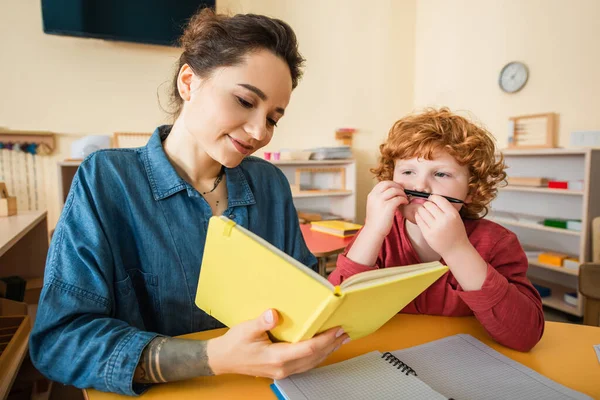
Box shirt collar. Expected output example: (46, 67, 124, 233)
(142, 125, 255, 207)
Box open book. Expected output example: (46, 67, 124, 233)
(273, 334, 592, 400)
(195, 216, 448, 343)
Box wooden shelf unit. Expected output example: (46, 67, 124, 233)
(527, 258, 579, 276)
(500, 186, 584, 196)
(489, 148, 600, 317)
(0, 211, 49, 398)
(273, 159, 356, 222)
(488, 217, 581, 236)
(292, 190, 353, 199)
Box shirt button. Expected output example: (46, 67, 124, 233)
(229, 214, 235, 220)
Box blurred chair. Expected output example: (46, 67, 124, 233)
(579, 217, 600, 326)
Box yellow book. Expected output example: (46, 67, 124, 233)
(195, 216, 449, 343)
(310, 220, 363, 238)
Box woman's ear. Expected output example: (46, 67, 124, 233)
(177, 64, 195, 102)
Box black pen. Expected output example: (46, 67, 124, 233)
(404, 189, 465, 204)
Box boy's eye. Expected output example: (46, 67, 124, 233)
(236, 97, 253, 109)
(267, 118, 278, 127)
(435, 172, 450, 178)
(401, 170, 414, 176)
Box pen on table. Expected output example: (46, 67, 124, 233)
(403, 189, 465, 204)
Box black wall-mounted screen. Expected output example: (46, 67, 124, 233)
(41, 0, 215, 46)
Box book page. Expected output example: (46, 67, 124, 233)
(340, 261, 443, 290)
(391, 334, 592, 400)
(275, 351, 446, 400)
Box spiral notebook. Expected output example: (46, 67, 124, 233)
(272, 334, 592, 400)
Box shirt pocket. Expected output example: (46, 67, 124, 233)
(114, 269, 161, 332)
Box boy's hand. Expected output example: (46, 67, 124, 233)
(414, 195, 471, 258)
(364, 181, 408, 238)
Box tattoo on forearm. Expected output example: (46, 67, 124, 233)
(134, 337, 214, 384)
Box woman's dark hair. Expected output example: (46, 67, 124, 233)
(170, 8, 305, 117)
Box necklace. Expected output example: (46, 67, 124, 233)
(200, 167, 225, 195)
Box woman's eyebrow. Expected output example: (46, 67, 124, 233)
(237, 83, 285, 115)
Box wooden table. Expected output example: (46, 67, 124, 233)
(299, 224, 353, 276)
(84, 314, 600, 400)
(0, 210, 49, 399)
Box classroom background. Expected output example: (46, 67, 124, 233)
(1, 0, 600, 399)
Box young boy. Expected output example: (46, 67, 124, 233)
(328, 108, 544, 352)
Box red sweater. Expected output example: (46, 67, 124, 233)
(328, 214, 544, 351)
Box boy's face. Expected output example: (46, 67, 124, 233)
(393, 150, 472, 224)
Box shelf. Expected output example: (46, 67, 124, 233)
(541, 297, 581, 316)
(530, 278, 582, 317)
(500, 186, 584, 196)
(292, 190, 353, 198)
(527, 258, 579, 276)
(58, 160, 83, 167)
(272, 159, 354, 165)
(488, 217, 581, 236)
(499, 148, 592, 156)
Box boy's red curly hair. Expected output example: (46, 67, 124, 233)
(372, 108, 507, 219)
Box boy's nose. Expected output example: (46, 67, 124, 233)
(411, 179, 431, 193)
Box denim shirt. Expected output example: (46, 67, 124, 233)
(29, 126, 317, 396)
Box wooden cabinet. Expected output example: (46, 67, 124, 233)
(489, 149, 600, 317)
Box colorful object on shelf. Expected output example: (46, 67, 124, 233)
(506, 177, 548, 187)
(563, 258, 580, 271)
(0, 182, 17, 217)
(547, 181, 568, 189)
(542, 218, 582, 231)
(543, 218, 568, 229)
(532, 283, 551, 298)
(567, 180, 584, 191)
(335, 128, 356, 146)
(263, 151, 271, 161)
(0, 130, 55, 155)
(566, 220, 582, 231)
(272, 152, 280, 161)
(563, 292, 578, 307)
(538, 252, 568, 267)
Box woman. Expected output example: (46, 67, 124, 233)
(30, 8, 350, 396)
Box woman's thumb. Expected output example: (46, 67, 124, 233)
(258, 309, 278, 331)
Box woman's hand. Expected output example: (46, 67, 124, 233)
(207, 309, 349, 379)
(364, 181, 408, 239)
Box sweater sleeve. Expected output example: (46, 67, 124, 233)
(457, 233, 545, 351)
(327, 229, 385, 285)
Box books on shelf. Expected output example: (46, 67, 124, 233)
(563, 258, 580, 271)
(533, 283, 551, 297)
(309, 146, 353, 160)
(297, 211, 342, 223)
(505, 177, 584, 191)
(310, 220, 362, 238)
(564, 292, 578, 307)
(538, 252, 568, 267)
(490, 212, 582, 231)
(195, 216, 448, 343)
(489, 211, 543, 225)
(507, 177, 548, 187)
(544, 219, 582, 231)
